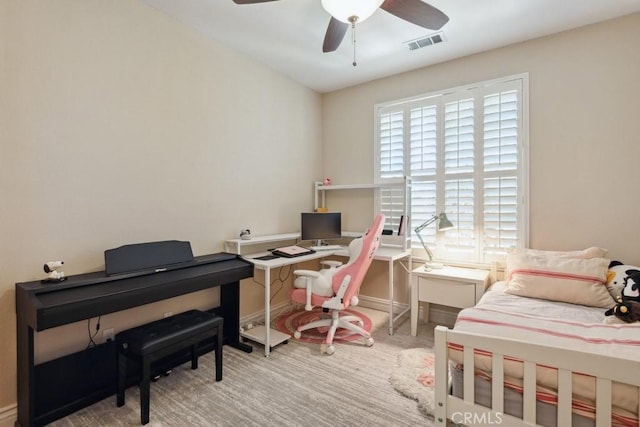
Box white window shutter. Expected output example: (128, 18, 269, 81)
(411, 180, 437, 249)
(410, 105, 438, 176)
(483, 176, 518, 260)
(375, 75, 528, 264)
(484, 90, 518, 172)
(444, 98, 475, 174)
(443, 179, 475, 259)
(379, 111, 404, 179)
(379, 186, 406, 232)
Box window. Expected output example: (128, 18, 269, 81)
(375, 75, 529, 264)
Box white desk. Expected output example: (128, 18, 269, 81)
(243, 250, 340, 357)
(225, 233, 411, 357)
(370, 247, 412, 335)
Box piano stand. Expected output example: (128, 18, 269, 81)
(16, 251, 253, 427)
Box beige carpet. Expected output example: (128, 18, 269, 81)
(49, 307, 436, 427)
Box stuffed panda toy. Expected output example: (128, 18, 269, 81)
(606, 261, 640, 301)
(604, 261, 640, 323)
(622, 270, 640, 302)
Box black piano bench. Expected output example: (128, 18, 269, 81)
(115, 309, 223, 425)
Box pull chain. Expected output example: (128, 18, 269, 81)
(349, 16, 358, 67)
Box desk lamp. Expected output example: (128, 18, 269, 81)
(414, 212, 455, 270)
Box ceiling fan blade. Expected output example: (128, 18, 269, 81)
(380, 0, 449, 30)
(232, 0, 279, 4)
(322, 17, 349, 53)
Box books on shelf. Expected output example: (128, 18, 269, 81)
(398, 215, 409, 236)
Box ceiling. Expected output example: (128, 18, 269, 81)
(141, 0, 640, 93)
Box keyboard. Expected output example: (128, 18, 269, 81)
(310, 245, 343, 251)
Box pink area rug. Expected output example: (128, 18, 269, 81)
(274, 307, 372, 344)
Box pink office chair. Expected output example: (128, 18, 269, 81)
(291, 213, 385, 355)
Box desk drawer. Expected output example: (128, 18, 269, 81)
(418, 277, 476, 308)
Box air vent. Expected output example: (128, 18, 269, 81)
(405, 32, 445, 51)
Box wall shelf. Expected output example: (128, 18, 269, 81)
(225, 233, 300, 254)
(313, 177, 412, 252)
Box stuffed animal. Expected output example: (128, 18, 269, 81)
(604, 295, 640, 323)
(621, 270, 640, 302)
(606, 261, 640, 301)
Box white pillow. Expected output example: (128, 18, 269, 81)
(505, 253, 614, 308)
(519, 247, 608, 259)
(505, 247, 608, 277)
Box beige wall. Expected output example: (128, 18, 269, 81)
(323, 13, 640, 266)
(0, 0, 322, 412)
(2, 1, 639, 422)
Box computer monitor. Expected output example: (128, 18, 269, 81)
(300, 212, 341, 245)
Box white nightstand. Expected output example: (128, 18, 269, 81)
(411, 265, 489, 336)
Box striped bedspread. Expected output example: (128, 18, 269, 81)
(448, 283, 640, 426)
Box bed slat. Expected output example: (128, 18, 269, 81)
(522, 361, 536, 424)
(557, 368, 572, 426)
(595, 377, 612, 427)
(491, 353, 504, 414)
(434, 327, 448, 426)
(463, 345, 475, 404)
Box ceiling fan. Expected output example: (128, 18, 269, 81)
(232, 0, 449, 58)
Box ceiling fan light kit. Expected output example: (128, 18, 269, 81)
(233, 0, 449, 64)
(320, 0, 385, 24)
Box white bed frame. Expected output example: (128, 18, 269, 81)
(434, 325, 640, 427)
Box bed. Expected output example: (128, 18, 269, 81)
(433, 248, 640, 427)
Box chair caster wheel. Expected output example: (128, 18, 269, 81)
(365, 337, 374, 347)
(294, 331, 301, 339)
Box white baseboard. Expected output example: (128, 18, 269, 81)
(242, 296, 410, 328)
(0, 404, 17, 427)
(356, 294, 407, 314)
(357, 295, 458, 327)
(239, 297, 458, 329)
(368, 299, 457, 328)
(240, 300, 292, 328)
